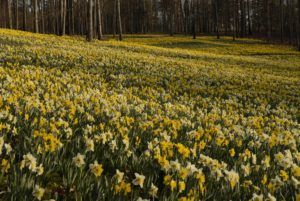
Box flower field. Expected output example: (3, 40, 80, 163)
(0, 29, 299, 201)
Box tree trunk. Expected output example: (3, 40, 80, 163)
(266, 0, 271, 41)
(117, 0, 123, 41)
(34, 0, 39, 33)
(298, 0, 300, 50)
(7, 0, 12, 29)
(61, 0, 67, 35)
(97, 0, 103, 40)
(280, 0, 283, 42)
(15, 0, 19, 29)
(246, 0, 252, 35)
(113, 0, 117, 37)
(192, 0, 196, 39)
(215, 0, 220, 39)
(87, 0, 93, 41)
(240, 0, 245, 37)
(23, 0, 26, 31)
(233, 0, 236, 41)
(41, 0, 45, 33)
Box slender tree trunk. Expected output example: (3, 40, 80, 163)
(240, 0, 245, 37)
(87, 0, 93, 41)
(266, 0, 271, 41)
(15, 0, 19, 29)
(233, 0, 236, 41)
(41, 0, 45, 33)
(113, 0, 117, 37)
(192, 0, 196, 39)
(215, 0, 220, 39)
(97, 0, 103, 40)
(7, 0, 12, 29)
(62, 0, 67, 35)
(117, 0, 123, 41)
(23, 0, 26, 31)
(34, 0, 39, 33)
(280, 0, 283, 42)
(247, 0, 252, 35)
(298, 0, 300, 50)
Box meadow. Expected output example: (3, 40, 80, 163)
(0, 29, 299, 201)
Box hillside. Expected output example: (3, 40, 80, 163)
(0, 29, 299, 200)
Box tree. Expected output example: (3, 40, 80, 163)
(184, 0, 190, 35)
(266, 0, 271, 41)
(298, 0, 300, 50)
(87, 0, 93, 41)
(117, 0, 122, 41)
(23, 0, 26, 31)
(15, 0, 19, 29)
(214, 0, 220, 39)
(34, 0, 39, 33)
(97, 0, 103, 40)
(7, 0, 12, 29)
(61, 0, 67, 35)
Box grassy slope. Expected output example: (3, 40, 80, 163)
(0, 29, 299, 200)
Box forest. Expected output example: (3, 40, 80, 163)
(1, 0, 300, 49)
(0, 1, 300, 201)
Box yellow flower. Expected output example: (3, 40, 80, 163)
(114, 169, 124, 183)
(176, 143, 190, 159)
(261, 175, 267, 185)
(178, 181, 186, 193)
(89, 161, 103, 177)
(199, 141, 206, 150)
(279, 170, 289, 182)
(1, 159, 10, 173)
(32, 185, 45, 201)
(170, 180, 177, 191)
(229, 148, 235, 157)
(225, 170, 239, 189)
(164, 175, 172, 185)
(132, 173, 145, 188)
(179, 168, 189, 180)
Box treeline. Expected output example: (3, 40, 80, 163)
(0, 0, 300, 49)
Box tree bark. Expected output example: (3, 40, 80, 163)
(266, 0, 271, 41)
(215, 0, 220, 39)
(23, 0, 26, 31)
(7, 0, 12, 29)
(15, 0, 19, 29)
(97, 0, 103, 40)
(34, 0, 39, 33)
(117, 0, 123, 41)
(298, 0, 300, 50)
(233, 0, 236, 41)
(87, 0, 93, 41)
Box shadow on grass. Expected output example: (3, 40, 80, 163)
(150, 40, 228, 50)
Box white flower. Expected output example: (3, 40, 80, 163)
(115, 169, 124, 183)
(21, 153, 37, 171)
(148, 183, 158, 197)
(267, 193, 276, 201)
(85, 137, 94, 152)
(170, 160, 181, 171)
(32, 185, 45, 201)
(250, 193, 263, 201)
(73, 153, 85, 168)
(136, 197, 149, 201)
(132, 173, 145, 188)
(35, 164, 44, 176)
